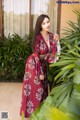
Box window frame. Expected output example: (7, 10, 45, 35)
(0, 0, 61, 36)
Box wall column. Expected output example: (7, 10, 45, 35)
(57, 0, 61, 36)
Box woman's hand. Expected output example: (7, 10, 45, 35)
(44, 53, 50, 60)
(54, 34, 59, 42)
(39, 74, 44, 80)
(40, 54, 49, 60)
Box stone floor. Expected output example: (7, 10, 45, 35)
(0, 82, 22, 120)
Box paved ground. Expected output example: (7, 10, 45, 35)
(0, 82, 22, 120)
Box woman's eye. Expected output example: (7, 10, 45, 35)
(42, 23, 45, 25)
(47, 21, 49, 23)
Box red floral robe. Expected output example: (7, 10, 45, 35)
(20, 32, 57, 118)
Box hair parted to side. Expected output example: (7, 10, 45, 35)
(32, 14, 50, 51)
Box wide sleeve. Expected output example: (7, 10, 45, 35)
(51, 41, 57, 55)
(54, 40, 61, 62)
(47, 33, 57, 63)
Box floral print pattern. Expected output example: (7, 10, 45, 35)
(24, 72, 31, 81)
(27, 101, 34, 114)
(28, 59, 35, 69)
(20, 32, 57, 118)
(36, 88, 44, 101)
(24, 84, 31, 97)
(34, 76, 40, 85)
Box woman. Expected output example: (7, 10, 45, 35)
(20, 14, 59, 120)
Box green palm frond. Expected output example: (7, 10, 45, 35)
(67, 21, 79, 32)
(44, 107, 78, 120)
(50, 60, 76, 67)
(30, 81, 80, 120)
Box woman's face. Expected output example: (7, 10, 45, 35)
(41, 17, 50, 32)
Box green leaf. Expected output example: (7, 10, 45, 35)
(73, 69, 80, 84)
(68, 51, 80, 57)
(50, 60, 76, 67)
(62, 64, 75, 71)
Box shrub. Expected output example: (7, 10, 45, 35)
(0, 33, 33, 82)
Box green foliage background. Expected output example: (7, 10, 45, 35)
(0, 33, 32, 82)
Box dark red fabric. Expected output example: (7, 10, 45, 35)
(20, 33, 57, 118)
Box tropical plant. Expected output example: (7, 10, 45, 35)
(0, 33, 32, 82)
(30, 9, 80, 120)
(48, 9, 80, 88)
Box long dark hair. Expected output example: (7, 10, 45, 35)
(32, 14, 50, 51)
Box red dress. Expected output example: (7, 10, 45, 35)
(20, 32, 57, 118)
